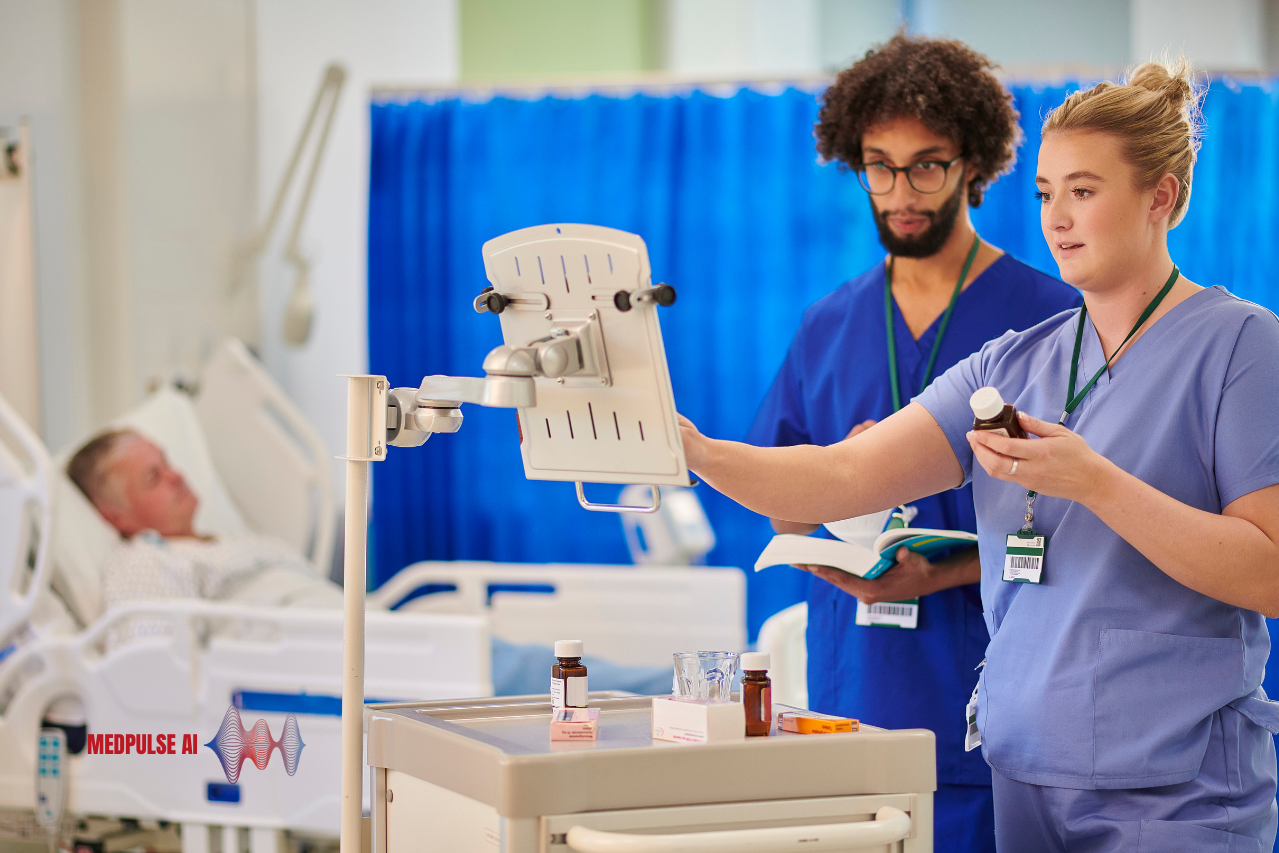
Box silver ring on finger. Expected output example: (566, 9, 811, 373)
(1009, 459, 1019, 476)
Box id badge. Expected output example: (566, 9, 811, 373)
(964, 682, 981, 752)
(855, 598, 918, 629)
(1003, 531, 1045, 583)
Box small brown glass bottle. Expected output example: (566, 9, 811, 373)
(970, 387, 1027, 439)
(740, 652, 772, 737)
(551, 640, 588, 710)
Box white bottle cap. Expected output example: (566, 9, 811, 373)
(554, 640, 584, 658)
(740, 652, 770, 671)
(970, 387, 1006, 421)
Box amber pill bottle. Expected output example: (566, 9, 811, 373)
(970, 387, 1027, 439)
(551, 640, 588, 710)
(740, 652, 772, 737)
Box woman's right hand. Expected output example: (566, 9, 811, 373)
(678, 414, 709, 472)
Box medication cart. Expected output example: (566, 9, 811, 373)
(365, 695, 935, 852)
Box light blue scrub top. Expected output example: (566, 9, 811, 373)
(917, 285, 1279, 790)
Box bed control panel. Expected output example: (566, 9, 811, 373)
(35, 727, 66, 835)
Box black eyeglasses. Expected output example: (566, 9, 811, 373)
(857, 155, 963, 195)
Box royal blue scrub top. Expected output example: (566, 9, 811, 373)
(917, 286, 1279, 789)
(748, 254, 1081, 786)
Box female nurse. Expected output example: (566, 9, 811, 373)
(681, 60, 1279, 850)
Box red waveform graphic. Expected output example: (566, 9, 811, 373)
(206, 705, 305, 784)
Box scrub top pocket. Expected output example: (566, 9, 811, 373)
(1094, 629, 1244, 785)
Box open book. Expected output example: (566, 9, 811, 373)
(755, 526, 978, 580)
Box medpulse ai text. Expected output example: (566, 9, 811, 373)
(85, 733, 200, 755)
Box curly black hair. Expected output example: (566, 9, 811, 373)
(816, 33, 1020, 208)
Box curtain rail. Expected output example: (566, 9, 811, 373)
(371, 72, 831, 103)
(372, 65, 1277, 103)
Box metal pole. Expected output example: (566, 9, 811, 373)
(340, 457, 367, 852)
(338, 374, 385, 853)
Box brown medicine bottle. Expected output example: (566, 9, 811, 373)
(970, 387, 1027, 439)
(740, 652, 772, 737)
(551, 640, 588, 710)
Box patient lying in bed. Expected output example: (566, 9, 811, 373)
(67, 428, 673, 694)
(68, 429, 341, 645)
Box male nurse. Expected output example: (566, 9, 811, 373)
(747, 35, 1081, 853)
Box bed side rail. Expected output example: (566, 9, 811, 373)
(195, 340, 336, 574)
(0, 391, 52, 643)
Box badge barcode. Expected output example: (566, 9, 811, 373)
(869, 604, 914, 617)
(1007, 555, 1041, 570)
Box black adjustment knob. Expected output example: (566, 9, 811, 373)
(613, 290, 633, 312)
(653, 284, 677, 306)
(484, 291, 509, 314)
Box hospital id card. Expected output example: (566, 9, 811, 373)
(964, 685, 981, 752)
(1003, 532, 1045, 583)
(855, 598, 918, 629)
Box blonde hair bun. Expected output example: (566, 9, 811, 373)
(1127, 59, 1195, 112)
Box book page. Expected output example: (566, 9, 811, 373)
(754, 534, 878, 577)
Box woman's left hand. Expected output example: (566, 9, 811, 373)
(966, 412, 1111, 505)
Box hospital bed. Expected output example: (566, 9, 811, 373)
(0, 340, 746, 850)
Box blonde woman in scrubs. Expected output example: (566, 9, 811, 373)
(681, 61, 1279, 850)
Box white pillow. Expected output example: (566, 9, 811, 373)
(51, 387, 250, 626)
(49, 475, 119, 626)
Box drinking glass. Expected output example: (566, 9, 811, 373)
(673, 651, 739, 702)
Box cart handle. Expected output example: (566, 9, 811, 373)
(565, 805, 911, 852)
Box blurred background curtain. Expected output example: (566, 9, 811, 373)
(368, 79, 1279, 640)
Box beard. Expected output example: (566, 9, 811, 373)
(871, 177, 965, 259)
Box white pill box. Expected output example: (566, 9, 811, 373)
(651, 696, 745, 744)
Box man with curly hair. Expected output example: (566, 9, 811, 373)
(746, 34, 1080, 852)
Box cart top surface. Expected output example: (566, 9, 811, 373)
(366, 694, 937, 818)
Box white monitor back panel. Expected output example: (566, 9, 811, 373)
(482, 224, 690, 486)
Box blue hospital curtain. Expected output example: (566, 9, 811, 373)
(368, 79, 1279, 641)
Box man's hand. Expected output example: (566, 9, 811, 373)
(845, 419, 877, 439)
(799, 546, 980, 605)
(770, 420, 878, 535)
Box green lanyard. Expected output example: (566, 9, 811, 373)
(1060, 264, 1181, 424)
(885, 235, 981, 412)
(1019, 264, 1181, 525)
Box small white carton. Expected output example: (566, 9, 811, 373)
(651, 696, 745, 744)
(550, 707, 600, 741)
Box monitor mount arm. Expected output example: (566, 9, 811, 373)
(339, 225, 687, 852)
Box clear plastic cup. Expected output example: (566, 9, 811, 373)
(672, 651, 739, 702)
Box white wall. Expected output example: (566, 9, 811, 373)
(253, 0, 458, 508)
(818, 0, 899, 71)
(669, 0, 1276, 78)
(0, 0, 88, 451)
(111, 0, 258, 416)
(665, 0, 821, 76)
(1132, 0, 1264, 70)
(912, 0, 1130, 69)
(118, 0, 257, 397)
(73, 0, 256, 446)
